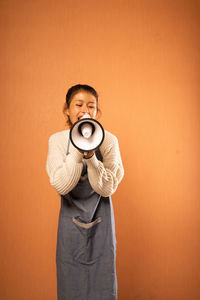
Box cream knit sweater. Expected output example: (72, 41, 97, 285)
(46, 129, 124, 197)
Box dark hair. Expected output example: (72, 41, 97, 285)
(63, 84, 100, 127)
(66, 84, 98, 107)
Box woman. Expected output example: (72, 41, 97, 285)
(46, 84, 124, 300)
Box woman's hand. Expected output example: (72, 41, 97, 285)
(79, 150, 94, 159)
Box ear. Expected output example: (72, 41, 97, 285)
(63, 103, 69, 115)
(66, 108, 70, 116)
(62, 104, 70, 123)
(96, 108, 102, 120)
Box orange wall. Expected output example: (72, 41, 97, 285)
(0, 1, 200, 299)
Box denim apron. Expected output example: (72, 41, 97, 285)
(56, 139, 117, 300)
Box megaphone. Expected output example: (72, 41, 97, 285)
(69, 113, 105, 152)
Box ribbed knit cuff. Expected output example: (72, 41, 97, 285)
(84, 153, 99, 168)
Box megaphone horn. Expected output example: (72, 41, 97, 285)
(69, 114, 105, 152)
(78, 122, 95, 138)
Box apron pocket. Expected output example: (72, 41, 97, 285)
(72, 216, 106, 265)
(58, 215, 108, 265)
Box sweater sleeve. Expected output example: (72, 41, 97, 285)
(85, 132, 124, 197)
(46, 132, 84, 195)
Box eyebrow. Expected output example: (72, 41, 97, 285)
(75, 99, 96, 104)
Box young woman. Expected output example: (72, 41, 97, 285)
(46, 84, 124, 300)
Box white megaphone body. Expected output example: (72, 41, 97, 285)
(69, 113, 105, 152)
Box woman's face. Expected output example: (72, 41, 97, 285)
(66, 90, 98, 125)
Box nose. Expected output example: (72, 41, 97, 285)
(82, 104, 89, 114)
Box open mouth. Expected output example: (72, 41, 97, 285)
(78, 114, 85, 120)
